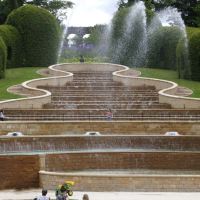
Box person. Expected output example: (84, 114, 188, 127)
(79, 55, 84, 63)
(0, 109, 5, 121)
(105, 108, 113, 120)
(82, 194, 89, 200)
(56, 185, 68, 200)
(34, 189, 50, 200)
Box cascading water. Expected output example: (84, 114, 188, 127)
(108, 1, 189, 69)
(110, 1, 147, 67)
(157, 7, 188, 46)
(57, 20, 69, 62)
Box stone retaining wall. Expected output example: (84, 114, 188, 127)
(39, 171, 200, 192)
(0, 155, 40, 189)
(44, 152, 200, 171)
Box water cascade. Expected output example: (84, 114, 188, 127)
(110, 1, 147, 67)
(108, 1, 189, 69)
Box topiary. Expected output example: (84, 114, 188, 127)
(0, 36, 7, 79)
(6, 4, 60, 67)
(176, 38, 191, 79)
(0, 25, 22, 68)
(188, 31, 200, 81)
(147, 26, 183, 70)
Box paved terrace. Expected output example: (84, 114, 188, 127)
(0, 190, 200, 200)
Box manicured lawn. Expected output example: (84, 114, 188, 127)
(138, 67, 200, 98)
(0, 67, 43, 100)
(1, 66, 200, 101)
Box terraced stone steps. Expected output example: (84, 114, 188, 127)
(4, 108, 200, 121)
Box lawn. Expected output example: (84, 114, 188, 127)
(0, 67, 43, 100)
(0, 66, 200, 101)
(138, 67, 200, 98)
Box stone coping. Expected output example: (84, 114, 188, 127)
(39, 170, 200, 178)
(0, 62, 200, 109)
(1, 120, 200, 123)
(1, 134, 200, 138)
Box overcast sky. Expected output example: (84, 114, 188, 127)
(67, 0, 119, 26)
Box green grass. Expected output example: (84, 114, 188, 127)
(1, 66, 200, 101)
(138, 67, 200, 98)
(0, 67, 43, 100)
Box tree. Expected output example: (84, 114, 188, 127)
(26, 0, 74, 21)
(152, 0, 200, 27)
(0, 0, 73, 24)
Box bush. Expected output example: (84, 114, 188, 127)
(6, 5, 60, 67)
(109, 7, 129, 65)
(0, 37, 7, 79)
(0, 25, 22, 68)
(110, 6, 147, 67)
(147, 26, 183, 70)
(188, 31, 200, 81)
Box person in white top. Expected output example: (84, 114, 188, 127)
(0, 110, 5, 121)
(36, 189, 50, 200)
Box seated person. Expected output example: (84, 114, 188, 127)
(0, 110, 5, 121)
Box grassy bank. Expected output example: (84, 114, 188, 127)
(0, 66, 200, 101)
(138, 67, 200, 98)
(0, 67, 43, 100)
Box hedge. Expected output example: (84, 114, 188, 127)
(176, 38, 191, 79)
(187, 28, 200, 81)
(110, 6, 147, 67)
(109, 7, 129, 65)
(0, 37, 7, 79)
(6, 5, 60, 67)
(0, 25, 22, 68)
(147, 26, 183, 70)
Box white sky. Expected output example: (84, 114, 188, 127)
(68, 0, 119, 27)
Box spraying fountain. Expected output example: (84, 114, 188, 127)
(107, 1, 189, 69)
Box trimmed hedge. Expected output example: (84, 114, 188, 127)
(109, 7, 129, 65)
(110, 6, 147, 67)
(0, 37, 7, 79)
(188, 31, 200, 81)
(0, 25, 22, 68)
(6, 5, 60, 67)
(176, 38, 191, 79)
(147, 26, 183, 70)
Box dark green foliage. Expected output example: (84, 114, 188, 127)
(0, 0, 73, 24)
(6, 5, 60, 67)
(188, 30, 200, 81)
(176, 38, 190, 79)
(147, 26, 183, 70)
(109, 7, 129, 64)
(0, 25, 22, 68)
(0, 36, 7, 78)
(152, 0, 200, 27)
(110, 6, 147, 67)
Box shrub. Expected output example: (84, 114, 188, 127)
(110, 6, 147, 67)
(176, 38, 191, 79)
(0, 37, 7, 79)
(0, 25, 22, 68)
(109, 7, 129, 65)
(147, 26, 183, 70)
(188, 31, 200, 81)
(6, 5, 60, 67)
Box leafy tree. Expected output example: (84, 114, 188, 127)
(0, 0, 73, 24)
(25, 0, 74, 21)
(152, 0, 200, 27)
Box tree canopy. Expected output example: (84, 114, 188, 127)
(118, 0, 200, 27)
(0, 0, 74, 24)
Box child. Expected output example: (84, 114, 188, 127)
(82, 194, 89, 200)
